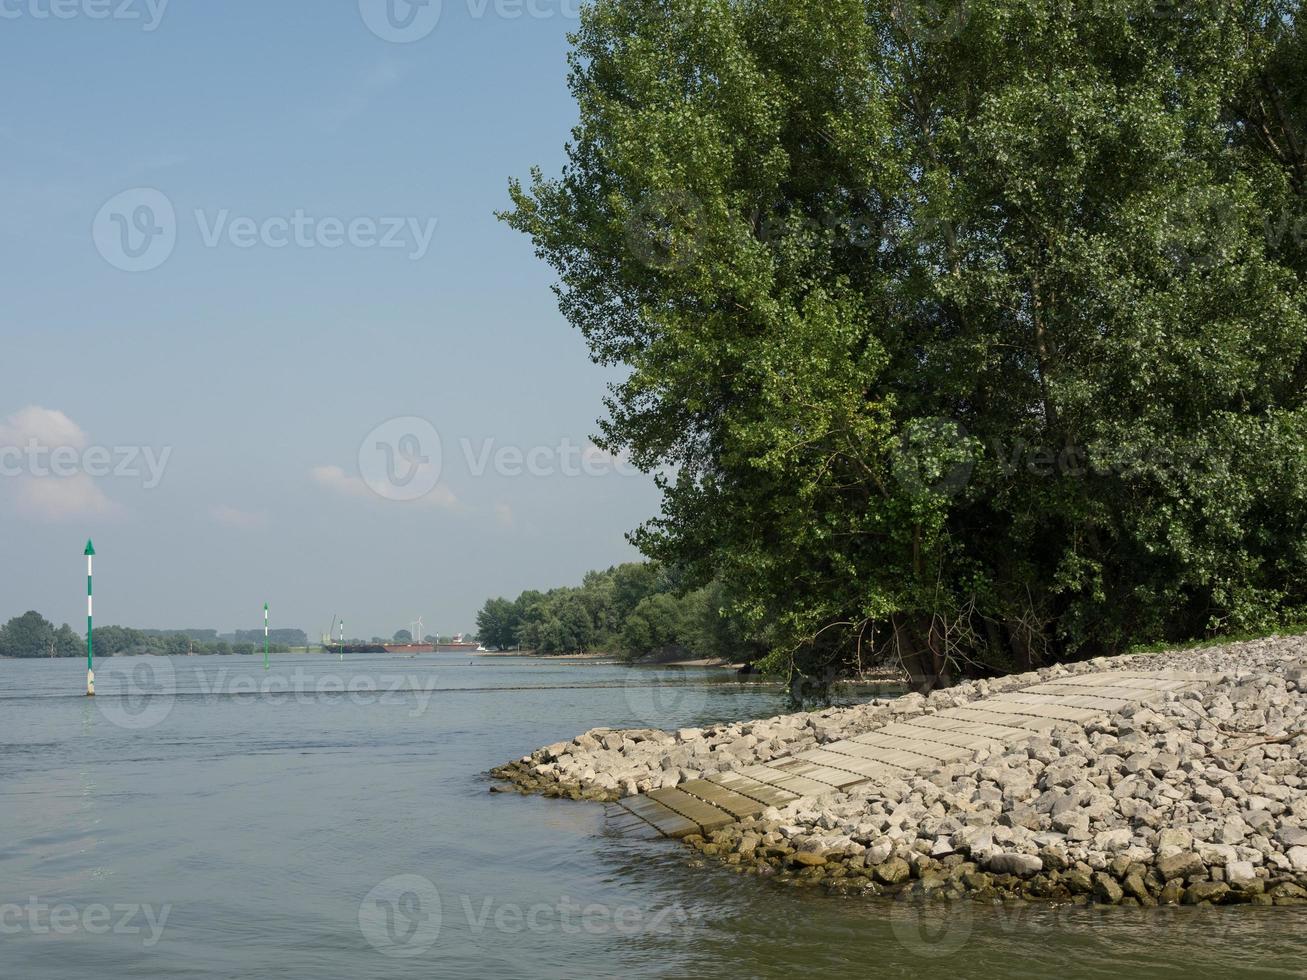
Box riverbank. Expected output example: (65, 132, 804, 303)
(493, 636, 1307, 907)
(474, 649, 749, 669)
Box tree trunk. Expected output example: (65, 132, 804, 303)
(892, 613, 951, 694)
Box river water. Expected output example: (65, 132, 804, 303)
(2, 654, 1305, 979)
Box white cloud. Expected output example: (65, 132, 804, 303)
(210, 504, 268, 529)
(310, 464, 372, 498)
(0, 405, 88, 450)
(0, 406, 118, 522)
(13, 475, 117, 522)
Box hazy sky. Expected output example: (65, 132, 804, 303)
(0, 0, 662, 639)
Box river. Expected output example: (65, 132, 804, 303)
(2, 654, 1304, 978)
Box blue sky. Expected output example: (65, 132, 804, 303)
(0, 0, 660, 639)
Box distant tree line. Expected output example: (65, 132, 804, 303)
(476, 562, 766, 661)
(0, 611, 297, 658)
(234, 628, 309, 646)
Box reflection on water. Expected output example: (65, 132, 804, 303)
(1, 654, 1304, 979)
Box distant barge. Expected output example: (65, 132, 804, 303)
(320, 635, 482, 654)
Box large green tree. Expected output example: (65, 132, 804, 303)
(0, 612, 57, 658)
(505, 0, 1307, 690)
(476, 597, 521, 649)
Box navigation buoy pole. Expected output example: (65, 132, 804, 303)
(84, 539, 95, 697)
(264, 602, 270, 671)
(339, 620, 345, 661)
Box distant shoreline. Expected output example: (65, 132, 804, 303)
(474, 649, 753, 669)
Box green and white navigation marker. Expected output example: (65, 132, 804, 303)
(339, 619, 345, 661)
(84, 539, 95, 697)
(264, 602, 270, 671)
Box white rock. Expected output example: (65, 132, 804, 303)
(1226, 860, 1257, 885)
(986, 852, 1043, 876)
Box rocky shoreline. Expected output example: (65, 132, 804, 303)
(492, 636, 1307, 907)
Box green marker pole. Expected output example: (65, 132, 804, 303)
(264, 602, 270, 671)
(84, 539, 96, 697)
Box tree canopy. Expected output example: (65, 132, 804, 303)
(0, 612, 81, 659)
(504, 1, 1307, 689)
(0, 614, 296, 658)
(476, 562, 762, 661)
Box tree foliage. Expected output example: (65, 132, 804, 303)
(504, 0, 1307, 689)
(475, 562, 761, 660)
(0, 614, 295, 658)
(0, 612, 81, 658)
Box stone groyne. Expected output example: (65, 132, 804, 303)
(493, 637, 1307, 906)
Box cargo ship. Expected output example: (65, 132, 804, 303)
(436, 633, 481, 652)
(383, 641, 435, 654)
(320, 641, 387, 654)
(319, 616, 479, 654)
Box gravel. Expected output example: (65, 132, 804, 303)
(493, 633, 1307, 905)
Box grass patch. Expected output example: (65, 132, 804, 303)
(1128, 622, 1307, 657)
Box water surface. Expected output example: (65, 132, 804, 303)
(2, 654, 1304, 978)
